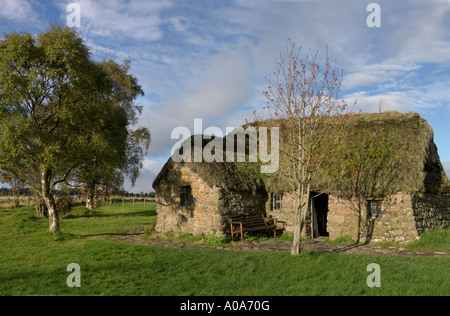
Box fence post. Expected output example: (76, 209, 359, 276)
(144, 198, 146, 207)
(122, 198, 124, 206)
(133, 197, 135, 207)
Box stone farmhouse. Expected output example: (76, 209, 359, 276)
(153, 135, 267, 237)
(153, 112, 450, 243)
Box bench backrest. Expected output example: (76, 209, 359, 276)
(229, 214, 267, 227)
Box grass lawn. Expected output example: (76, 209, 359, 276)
(0, 202, 448, 296)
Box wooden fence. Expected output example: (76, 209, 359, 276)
(0, 195, 155, 209)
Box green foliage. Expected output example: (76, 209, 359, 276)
(78, 59, 151, 197)
(0, 25, 150, 233)
(56, 196, 73, 217)
(0, 25, 113, 232)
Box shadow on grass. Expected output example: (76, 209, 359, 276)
(64, 209, 157, 219)
(79, 231, 145, 238)
(60, 207, 156, 239)
(332, 242, 368, 253)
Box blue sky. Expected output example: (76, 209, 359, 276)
(1, 0, 449, 193)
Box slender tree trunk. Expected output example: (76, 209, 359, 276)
(85, 184, 96, 210)
(303, 187, 311, 240)
(291, 194, 302, 255)
(35, 196, 48, 218)
(46, 196, 59, 233)
(41, 168, 59, 234)
(292, 122, 305, 256)
(291, 182, 311, 255)
(310, 198, 315, 239)
(356, 199, 361, 243)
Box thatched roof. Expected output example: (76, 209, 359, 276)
(153, 112, 449, 197)
(259, 111, 450, 196)
(152, 135, 266, 194)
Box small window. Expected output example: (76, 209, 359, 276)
(180, 185, 193, 206)
(272, 193, 283, 210)
(368, 200, 382, 218)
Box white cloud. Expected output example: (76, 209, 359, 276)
(57, 0, 172, 40)
(45, 0, 450, 166)
(1, 0, 450, 185)
(123, 159, 164, 193)
(168, 16, 188, 32)
(143, 46, 254, 158)
(405, 78, 450, 110)
(343, 91, 413, 113)
(129, 0, 450, 164)
(386, 0, 450, 64)
(343, 63, 421, 90)
(0, 0, 38, 22)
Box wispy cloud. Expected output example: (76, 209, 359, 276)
(343, 91, 412, 113)
(5, 0, 450, 191)
(405, 77, 450, 110)
(143, 45, 254, 158)
(343, 64, 422, 91)
(123, 159, 164, 193)
(0, 0, 44, 27)
(383, 0, 450, 64)
(168, 16, 188, 32)
(0, 0, 34, 21)
(56, 0, 173, 40)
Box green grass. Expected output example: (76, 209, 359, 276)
(322, 230, 450, 253)
(406, 229, 450, 252)
(0, 203, 448, 296)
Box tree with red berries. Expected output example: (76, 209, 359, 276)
(261, 40, 352, 255)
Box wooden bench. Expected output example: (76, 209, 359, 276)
(229, 213, 278, 242)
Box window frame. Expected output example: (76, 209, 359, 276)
(180, 185, 193, 206)
(367, 199, 382, 219)
(272, 193, 283, 210)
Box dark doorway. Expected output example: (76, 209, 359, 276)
(313, 193, 329, 237)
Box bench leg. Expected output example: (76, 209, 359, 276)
(240, 223, 244, 242)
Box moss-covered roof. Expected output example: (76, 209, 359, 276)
(259, 111, 449, 195)
(153, 112, 449, 196)
(152, 135, 266, 194)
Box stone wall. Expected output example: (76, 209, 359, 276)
(267, 192, 313, 238)
(155, 164, 266, 237)
(412, 194, 450, 235)
(267, 191, 449, 243)
(327, 193, 419, 243)
(155, 163, 449, 241)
